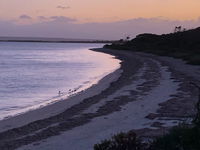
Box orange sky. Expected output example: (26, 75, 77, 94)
(0, 0, 200, 22)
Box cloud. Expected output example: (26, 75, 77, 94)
(57, 5, 70, 10)
(38, 16, 48, 20)
(19, 15, 32, 20)
(50, 16, 76, 22)
(37, 16, 76, 23)
(0, 17, 200, 40)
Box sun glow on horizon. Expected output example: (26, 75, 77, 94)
(0, 0, 200, 23)
(0, 0, 200, 39)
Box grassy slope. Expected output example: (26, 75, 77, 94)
(105, 27, 200, 65)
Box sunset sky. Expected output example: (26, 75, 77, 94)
(0, 0, 200, 39)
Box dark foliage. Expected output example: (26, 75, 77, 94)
(94, 126, 200, 150)
(149, 125, 200, 150)
(105, 27, 200, 65)
(94, 131, 142, 150)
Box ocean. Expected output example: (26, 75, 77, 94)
(0, 42, 120, 120)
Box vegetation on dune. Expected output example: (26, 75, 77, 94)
(104, 26, 200, 65)
(94, 131, 143, 150)
(94, 125, 200, 150)
(149, 125, 200, 150)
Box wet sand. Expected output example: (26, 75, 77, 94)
(0, 48, 199, 150)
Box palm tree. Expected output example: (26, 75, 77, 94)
(174, 26, 183, 33)
(177, 26, 182, 32)
(126, 36, 130, 41)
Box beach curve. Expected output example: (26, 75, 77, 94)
(0, 48, 199, 150)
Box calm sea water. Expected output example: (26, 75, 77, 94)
(0, 42, 120, 120)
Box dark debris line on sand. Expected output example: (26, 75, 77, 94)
(0, 49, 144, 150)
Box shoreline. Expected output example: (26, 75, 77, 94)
(0, 55, 122, 132)
(0, 57, 121, 122)
(0, 48, 199, 150)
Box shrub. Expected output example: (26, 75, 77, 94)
(149, 125, 200, 150)
(94, 131, 142, 150)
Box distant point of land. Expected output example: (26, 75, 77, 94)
(0, 37, 113, 44)
(105, 27, 200, 65)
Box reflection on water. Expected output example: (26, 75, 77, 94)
(0, 42, 120, 120)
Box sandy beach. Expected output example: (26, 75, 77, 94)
(0, 48, 199, 150)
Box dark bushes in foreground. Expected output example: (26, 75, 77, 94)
(94, 131, 143, 150)
(149, 125, 200, 150)
(94, 125, 200, 150)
